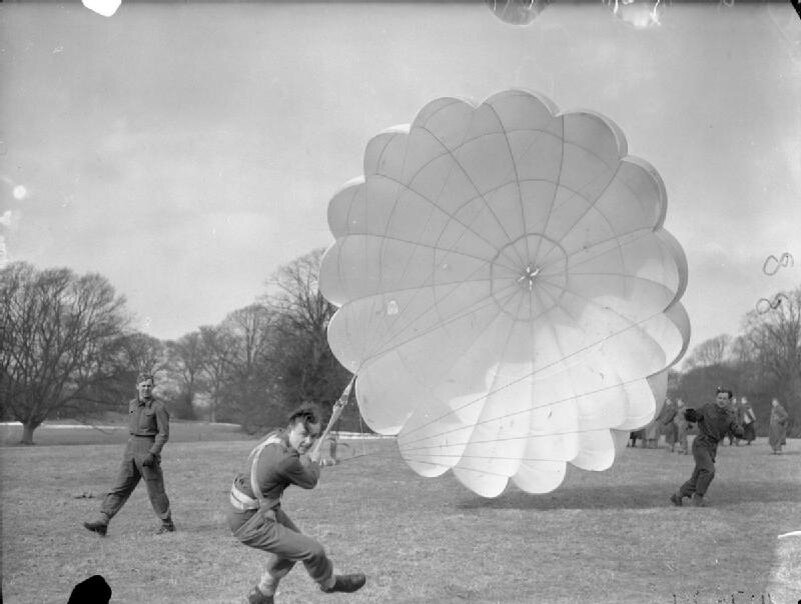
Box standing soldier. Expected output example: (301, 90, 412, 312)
(643, 417, 660, 449)
(739, 396, 757, 445)
(658, 398, 678, 452)
(318, 431, 341, 467)
(768, 398, 790, 454)
(227, 403, 365, 604)
(674, 399, 690, 454)
(669, 388, 744, 507)
(83, 373, 175, 536)
(727, 396, 744, 446)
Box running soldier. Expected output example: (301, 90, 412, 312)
(670, 388, 744, 507)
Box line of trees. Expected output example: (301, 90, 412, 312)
(669, 285, 801, 437)
(0, 249, 359, 444)
(2, 250, 798, 444)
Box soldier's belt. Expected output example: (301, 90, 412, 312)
(229, 481, 259, 511)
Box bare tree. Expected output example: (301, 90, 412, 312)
(683, 334, 732, 369)
(165, 331, 205, 419)
(220, 303, 277, 429)
(198, 324, 237, 423)
(119, 331, 166, 378)
(0, 262, 129, 444)
(261, 249, 358, 429)
(741, 286, 801, 431)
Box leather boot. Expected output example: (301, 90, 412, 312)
(321, 573, 367, 594)
(83, 519, 108, 536)
(246, 587, 274, 604)
(156, 519, 176, 534)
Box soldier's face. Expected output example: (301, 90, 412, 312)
(288, 420, 321, 455)
(137, 379, 154, 400)
(715, 392, 730, 408)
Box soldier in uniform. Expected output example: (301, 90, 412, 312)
(669, 387, 744, 507)
(673, 399, 690, 454)
(658, 398, 678, 452)
(83, 372, 175, 536)
(768, 398, 790, 454)
(739, 396, 757, 444)
(227, 403, 365, 604)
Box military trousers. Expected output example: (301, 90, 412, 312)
(679, 438, 716, 498)
(100, 436, 172, 522)
(227, 505, 334, 585)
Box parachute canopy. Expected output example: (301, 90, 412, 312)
(607, 0, 665, 29)
(320, 90, 690, 497)
(485, 0, 549, 26)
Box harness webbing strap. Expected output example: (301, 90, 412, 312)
(248, 433, 283, 509)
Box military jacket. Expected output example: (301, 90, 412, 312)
(128, 397, 170, 455)
(693, 402, 744, 449)
(232, 429, 320, 510)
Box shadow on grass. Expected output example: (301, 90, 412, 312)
(457, 480, 801, 510)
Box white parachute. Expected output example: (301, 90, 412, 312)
(320, 90, 690, 497)
(485, 0, 549, 26)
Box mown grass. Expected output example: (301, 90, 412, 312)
(1, 434, 799, 603)
(0, 420, 249, 447)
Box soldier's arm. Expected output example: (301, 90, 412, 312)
(279, 454, 320, 489)
(150, 403, 170, 455)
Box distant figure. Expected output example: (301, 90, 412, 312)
(227, 403, 365, 604)
(658, 398, 678, 452)
(644, 417, 660, 449)
(673, 399, 690, 454)
(768, 398, 789, 454)
(319, 431, 340, 467)
(627, 429, 645, 448)
(83, 373, 175, 536)
(727, 397, 744, 446)
(670, 387, 744, 507)
(67, 574, 111, 604)
(739, 397, 756, 445)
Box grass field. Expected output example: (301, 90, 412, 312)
(0, 420, 249, 447)
(1, 427, 800, 604)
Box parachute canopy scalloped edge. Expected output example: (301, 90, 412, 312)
(319, 89, 690, 497)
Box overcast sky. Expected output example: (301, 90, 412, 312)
(1, 1, 800, 362)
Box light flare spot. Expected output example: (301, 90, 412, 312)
(12, 185, 27, 200)
(81, 0, 122, 17)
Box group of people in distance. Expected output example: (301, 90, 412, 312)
(627, 397, 703, 452)
(81, 373, 365, 604)
(629, 392, 790, 455)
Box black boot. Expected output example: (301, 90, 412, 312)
(246, 587, 274, 604)
(156, 520, 176, 534)
(321, 574, 366, 594)
(83, 519, 108, 536)
(691, 494, 707, 507)
(669, 493, 683, 507)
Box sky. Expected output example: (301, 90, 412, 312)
(1, 1, 800, 363)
